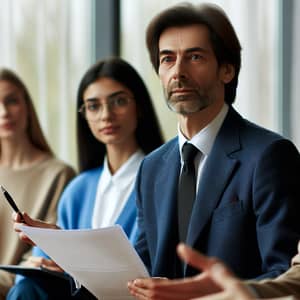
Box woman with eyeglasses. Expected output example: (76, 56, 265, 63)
(8, 57, 164, 300)
(0, 68, 75, 299)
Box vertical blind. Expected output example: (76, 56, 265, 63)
(0, 0, 93, 168)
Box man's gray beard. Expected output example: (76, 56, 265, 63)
(164, 92, 211, 115)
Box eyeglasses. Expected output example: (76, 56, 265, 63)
(78, 94, 134, 122)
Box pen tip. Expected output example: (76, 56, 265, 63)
(0, 185, 5, 193)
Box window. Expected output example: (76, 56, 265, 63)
(0, 0, 93, 168)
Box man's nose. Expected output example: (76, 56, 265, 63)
(172, 57, 187, 80)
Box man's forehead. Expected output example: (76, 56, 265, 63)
(158, 24, 211, 52)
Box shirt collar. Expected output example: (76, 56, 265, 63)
(101, 149, 144, 189)
(178, 103, 229, 159)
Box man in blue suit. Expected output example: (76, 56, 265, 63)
(128, 3, 300, 298)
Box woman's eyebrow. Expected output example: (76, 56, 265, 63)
(107, 91, 128, 99)
(85, 97, 98, 103)
(84, 91, 129, 103)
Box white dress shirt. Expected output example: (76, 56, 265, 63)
(92, 149, 144, 229)
(178, 103, 229, 192)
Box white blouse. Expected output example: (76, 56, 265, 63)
(92, 150, 144, 229)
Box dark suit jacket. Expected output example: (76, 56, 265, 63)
(134, 106, 300, 280)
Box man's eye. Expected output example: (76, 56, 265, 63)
(191, 54, 202, 60)
(87, 103, 100, 112)
(160, 56, 173, 64)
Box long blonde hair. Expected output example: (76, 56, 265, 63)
(0, 68, 53, 155)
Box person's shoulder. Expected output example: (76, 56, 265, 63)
(243, 119, 282, 139)
(231, 107, 293, 146)
(238, 120, 300, 164)
(76, 166, 102, 180)
(64, 166, 102, 189)
(40, 156, 73, 171)
(242, 118, 297, 151)
(137, 138, 178, 174)
(59, 166, 102, 204)
(222, 108, 300, 163)
(144, 137, 178, 161)
(33, 156, 76, 179)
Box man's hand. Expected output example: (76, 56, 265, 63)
(192, 261, 254, 300)
(127, 243, 254, 300)
(128, 277, 170, 300)
(127, 244, 221, 300)
(12, 212, 60, 245)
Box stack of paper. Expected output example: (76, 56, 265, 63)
(19, 225, 149, 300)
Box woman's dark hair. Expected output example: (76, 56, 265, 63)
(146, 2, 242, 105)
(76, 57, 164, 172)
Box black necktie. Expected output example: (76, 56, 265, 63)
(178, 142, 198, 242)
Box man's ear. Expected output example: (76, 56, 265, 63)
(220, 64, 235, 84)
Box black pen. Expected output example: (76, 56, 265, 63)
(0, 185, 25, 222)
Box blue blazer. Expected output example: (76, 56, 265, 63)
(134, 107, 300, 280)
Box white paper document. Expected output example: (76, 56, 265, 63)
(19, 225, 149, 300)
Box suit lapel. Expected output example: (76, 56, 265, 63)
(186, 107, 242, 247)
(154, 140, 181, 259)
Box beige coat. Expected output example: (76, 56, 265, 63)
(248, 252, 300, 299)
(0, 156, 75, 299)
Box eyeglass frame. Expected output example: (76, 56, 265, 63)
(78, 92, 134, 122)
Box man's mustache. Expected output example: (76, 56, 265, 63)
(167, 80, 194, 95)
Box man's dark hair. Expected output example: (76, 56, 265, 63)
(146, 2, 242, 104)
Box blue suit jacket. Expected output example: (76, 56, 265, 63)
(134, 107, 300, 280)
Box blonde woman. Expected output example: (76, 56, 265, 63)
(0, 68, 75, 299)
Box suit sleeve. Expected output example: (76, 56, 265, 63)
(247, 264, 300, 298)
(253, 139, 300, 279)
(133, 160, 152, 275)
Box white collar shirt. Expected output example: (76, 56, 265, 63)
(178, 103, 229, 191)
(92, 149, 144, 229)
